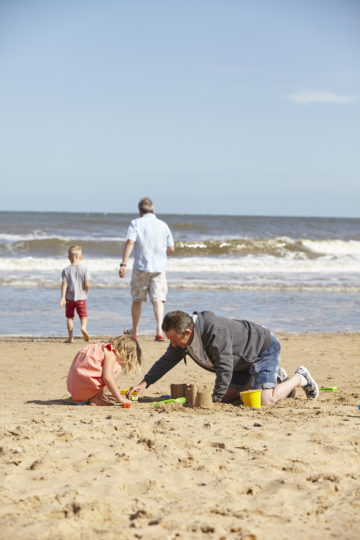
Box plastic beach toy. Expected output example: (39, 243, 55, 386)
(122, 403, 131, 408)
(151, 397, 186, 405)
(240, 389, 262, 409)
(120, 389, 138, 401)
(319, 386, 338, 392)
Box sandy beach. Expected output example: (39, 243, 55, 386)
(1, 332, 359, 540)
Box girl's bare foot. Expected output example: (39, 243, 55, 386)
(81, 329, 90, 341)
(89, 395, 114, 406)
(104, 395, 118, 402)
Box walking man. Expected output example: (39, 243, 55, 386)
(119, 197, 175, 340)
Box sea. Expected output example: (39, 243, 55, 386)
(0, 211, 359, 336)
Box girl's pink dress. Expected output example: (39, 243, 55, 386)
(67, 342, 119, 402)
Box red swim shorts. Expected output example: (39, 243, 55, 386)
(65, 299, 87, 319)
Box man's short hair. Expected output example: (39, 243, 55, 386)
(138, 197, 154, 213)
(162, 311, 194, 335)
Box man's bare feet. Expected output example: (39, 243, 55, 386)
(123, 329, 139, 339)
(65, 337, 74, 343)
(81, 329, 90, 341)
(89, 394, 114, 406)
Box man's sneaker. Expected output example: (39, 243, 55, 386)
(277, 366, 288, 383)
(277, 367, 296, 398)
(295, 366, 319, 399)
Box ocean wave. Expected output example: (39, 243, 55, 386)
(174, 237, 360, 258)
(301, 239, 360, 256)
(2, 234, 360, 259)
(0, 254, 360, 274)
(0, 233, 126, 256)
(0, 253, 359, 294)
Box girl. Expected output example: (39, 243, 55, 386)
(67, 335, 142, 406)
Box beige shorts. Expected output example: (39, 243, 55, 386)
(130, 269, 168, 302)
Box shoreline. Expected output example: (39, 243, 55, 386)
(0, 331, 358, 346)
(1, 332, 360, 539)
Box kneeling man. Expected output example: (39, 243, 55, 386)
(128, 310, 319, 406)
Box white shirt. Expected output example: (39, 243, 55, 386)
(127, 213, 174, 273)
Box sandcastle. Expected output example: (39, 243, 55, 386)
(170, 383, 188, 399)
(170, 383, 213, 408)
(183, 383, 213, 409)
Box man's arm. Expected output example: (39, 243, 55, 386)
(166, 226, 175, 256)
(212, 349, 234, 401)
(119, 239, 135, 278)
(127, 345, 185, 397)
(204, 324, 234, 401)
(144, 346, 184, 385)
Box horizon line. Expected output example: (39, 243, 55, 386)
(0, 209, 359, 220)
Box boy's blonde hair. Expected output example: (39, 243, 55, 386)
(110, 335, 142, 374)
(68, 245, 82, 261)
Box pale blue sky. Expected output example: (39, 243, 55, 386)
(1, 0, 359, 217)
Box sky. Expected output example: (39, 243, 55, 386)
(0, 0, 359, 217)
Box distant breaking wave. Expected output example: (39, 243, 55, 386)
(175, 238, 360, 258)
(0, 254, 359, 273)
(0, 233, 126, 257)
(0, 253, 359, 293)
(1, 231, 359, 293)
(1, 234, 360, 259)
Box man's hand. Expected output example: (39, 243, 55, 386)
(127, 381, 147, 399)
(119, 266, 126, 279)
(119, 240, 134, 279)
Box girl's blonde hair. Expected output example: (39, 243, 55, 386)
(110, 335, 142, 374)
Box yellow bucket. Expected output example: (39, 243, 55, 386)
(240, 389, 262, 408)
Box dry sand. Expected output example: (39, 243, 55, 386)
(1, 333, 360, 540)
